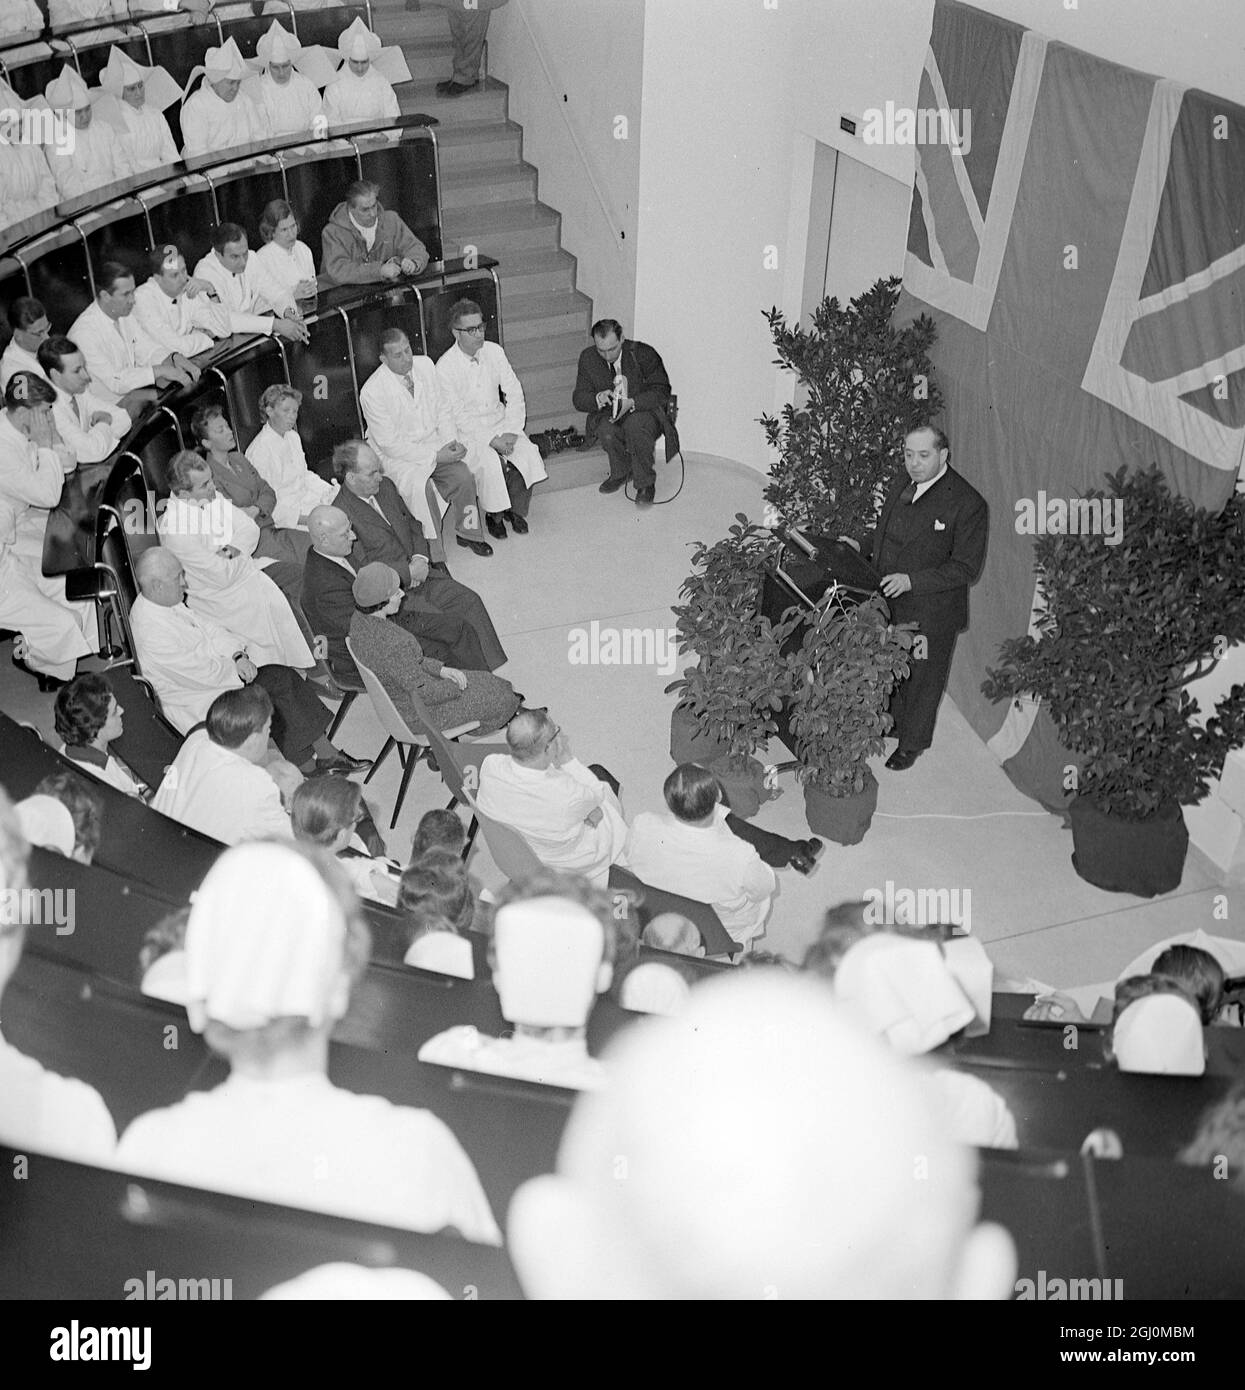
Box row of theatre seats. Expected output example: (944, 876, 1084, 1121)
(3, 706, 1245, 1298)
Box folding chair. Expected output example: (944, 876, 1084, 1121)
(346, 636, 479, 828)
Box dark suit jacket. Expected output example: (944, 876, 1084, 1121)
(572, 338, 680, 456)
(336, 477, 431, 587)
(301, 548, 358, 671)
(860, 466, 987, 633)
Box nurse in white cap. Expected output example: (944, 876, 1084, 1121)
(95, 46, 180, 175)
(323, 17, 400, 127)
(248, 20, 326, 139)
(43, 65, 130, 199)
(179, 37, 268, 159)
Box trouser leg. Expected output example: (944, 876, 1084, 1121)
(621, 412, 661, 488)
(255, 663, 331, 765)
(724, 812, 805, 868)
(448, 8, 490, 84)
(594, 419, 634, 484)
(888, 626, 956, 752)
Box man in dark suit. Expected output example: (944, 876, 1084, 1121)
(572, 318, 679, 506)
(843, 425, 987, 771)
(310, 443, 507, 675)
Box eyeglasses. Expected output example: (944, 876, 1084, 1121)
(454, 323, 486, 335)
(541, 725, 561, 750)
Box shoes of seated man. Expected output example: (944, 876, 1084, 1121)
(314, 750, 371, 775)
(505, 510, 529, 534)
(788, 838, 824, 876)
(485, 514, 508, 541)
(456, 535, 494, 557)
(885, 747, 922, 771)
(635, 485, 656, 506)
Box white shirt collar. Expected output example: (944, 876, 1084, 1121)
(912, 463, 949, 502)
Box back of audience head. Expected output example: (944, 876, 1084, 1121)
(167, 448, 212, 495)
(488, 870, 623, 1031)
(291, 775, 362, 854)
(1108, 974, 1205, 1075)
(505, 709, 556, 764)
(802, 900, 872, 982)
(139, 906, 190, 977)
(1152, 944, 1225, 1025)
(28, 771, 102, 864)
(642, 911, 703, 958)
(410, 807, 465, 863)
(508, 971, 1017, 1299)
(664, 762, 723, 825)
(185, 840, 370, 1068)
(5, 371, 56, 415)
(54, 672, 119, 750)
(398, 850, 474, 939)
(206, 685, 273, 758)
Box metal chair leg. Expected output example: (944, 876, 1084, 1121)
(366, 735, 397, 783)
(391, 743, 424, 828)
(327, 690, 358, 742)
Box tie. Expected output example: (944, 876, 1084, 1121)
(403, 373, 415, 397)
(902, 481, 917, 505)
(367, 495, 386, 518)
(613, 357, 623, 383)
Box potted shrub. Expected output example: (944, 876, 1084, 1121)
(666, 515, 803, 818)
(759, 276, 942, 539)
(787, 591, 914, 843)
(982, 467, 1245, 897)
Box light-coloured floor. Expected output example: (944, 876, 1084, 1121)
(4, 452, 1239, 988)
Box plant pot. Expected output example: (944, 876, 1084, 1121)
(709, 754, 768, 820)
(669, 703, 732, 766)
(1068, 794, 1188, 897)
(803, 769, 878, 846)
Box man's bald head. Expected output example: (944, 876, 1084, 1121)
(506, 709, 556, 764)
(508, 973, 1016, 1300)
(136, 547, 187, 606)
(307, 506, 353, 556)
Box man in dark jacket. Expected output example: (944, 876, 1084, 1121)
(320, 180, 429, 286)
(302, 445, 506, 674)
(572, 318, 679, 506)
(843, 425, 988, 770)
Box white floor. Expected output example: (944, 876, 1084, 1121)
(4, 452, 1238, 989)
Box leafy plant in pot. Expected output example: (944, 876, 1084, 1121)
(982, 466, 1245, 897)
(759, 276, 942, 540)
(666, 515, 803, 818)
(787, 590, 914, 845)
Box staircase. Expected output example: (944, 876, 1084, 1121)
(372, 0, 602, 483)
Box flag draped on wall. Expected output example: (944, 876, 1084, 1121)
(895, 0, 1244, 809)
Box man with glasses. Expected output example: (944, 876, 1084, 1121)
(573, 317, 679, 507)
(321, 179, 430, 287)
(436, 298, 546, 540)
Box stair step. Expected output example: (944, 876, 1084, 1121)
(398, 76, 508, 126)
(439, 160, 537, 210)
(373, 9, 453, 44)
(442, 200, 561, 257)
(507, 328, 589, 371)
(434, 120, 522, 169)
(535, 446, 609, 494)
(502, 288, 593, 343)
(512, 356, 581, 398)
(493, 247, 577, 297)
(391, 44, 457, 84)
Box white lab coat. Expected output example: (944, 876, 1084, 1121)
(323, 66, 399, 126)
(245, 422, 337, 530)
(192, 250, 278, 338)
(113, 101, 179, 174)
(359, 358, 453, 535)
(133, 279, 229, 358)
(50, 385, 130, 465)
(250, 240, 316, 318)
(67, 301, 166, 404)
(153, 727, 293, 845)
(47, 119, 131, 201)
(129, 594, 248, 733)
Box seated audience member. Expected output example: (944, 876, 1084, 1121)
(508, 971, 1018, 1299)
(399, 850, 476, 978)
(23, 770, 103, 864)
(349, 562, 518, 734)
(54, 673, 150, 798)
(153, 686, 301, 844)
(158, 450, 314, 670)
(0, 298, 51, 391)
(1152, 944, 1227, 1027)
(436, 298, 547, 540)
(251, 202, 320, 315)
(618, 961, 691, 1017)
(0, 100, 57, 230)
(324, 447, 506, 665)
(139, 907, 190, 1005)
(133, 245, 230, 359)
(419, 870, 619, 1090)
(321, 180, 429, 287)
(0, 786, 117, 1162)
(802, 900, 872, 980)
(0, 374, 98, 689)
(642, 911, 705, 959)
(291, 774, 400, 905)
(116, 841, 502, 1242)
(246, 386, 337, 530)
(625, 764, 802, 953)
(180, 39, 267, 159)
(323, 19, 401, 127)
(410, 807, 467, 863)
(38, 335, 131, 465)
(69, 261, 197, 411)
(573, 317, 679, 507)
(96, 47, 180, 175)
(130, 547, 365, 772)
(195, 224, 310, 345)
(477, 712, 628, 889)
(248, 22, 325, 138)
(192, 405, 310, 570)
(360, 330, 489, 557)
(832, 933, 1018, 1150)
(1107, 975, 1206, 1077)
(44, 66, 130, 201)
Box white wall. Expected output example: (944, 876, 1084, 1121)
(489, 0, 645, 320)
